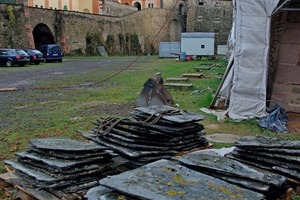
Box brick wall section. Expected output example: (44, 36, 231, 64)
(270, 12, 300, 113)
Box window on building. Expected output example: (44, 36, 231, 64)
(148, 3, 153, 8)
(201, 45, 205, 49)
(179, 4, 184, 15)
(198, 0, 204, 5)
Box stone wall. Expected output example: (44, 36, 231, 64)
(0, 1, 233, 56)
(103, 0, 137, 17)
(186, 0, 233, 53)
(0, 4, 30, 48)
(270, 11, 300, 113)
(268, 12, 285, 105)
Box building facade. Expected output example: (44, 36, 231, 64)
(119, 0, 161, 10)
(27, 0, 99, 14)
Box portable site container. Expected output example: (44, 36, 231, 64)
(181, 32, 215, 59)
(159, 42, 181, 58)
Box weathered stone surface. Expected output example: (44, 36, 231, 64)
(99, 159, 265, 200)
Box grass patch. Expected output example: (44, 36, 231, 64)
(0, 56, 299, 174)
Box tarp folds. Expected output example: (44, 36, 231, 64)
(219, 0, 280, 120)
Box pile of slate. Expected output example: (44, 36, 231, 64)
(227, 136, 300, 182)
(174, 151, 288, 199)
(84, 105, 208, 168)
(4, 138, 125, 194)
(87, 159, 266, 200)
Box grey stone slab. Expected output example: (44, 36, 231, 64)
(175, 153, 286, 187)
(135, 105, 204, 123)
(83, 134, 178, 158)
(99, 159, 265, 200)
(28, 146, 116, 160)
(16, 152, 112, 174)
(4, 160, 117, 189)
(241, 147, 300, 156)
(236, 148, 300, 165)
(30, 137, 108, 152)
(235, 136, 300, 149)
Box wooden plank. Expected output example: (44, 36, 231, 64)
(0, 172, 60, 200)
(166, 77, 189, 81)
(182, 73, 204, 78)
(0, 87, 17, 92)
(193, 67, 212, 71)
(164, 83, 193, 87)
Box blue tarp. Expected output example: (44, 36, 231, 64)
(258, 104, 288, 134)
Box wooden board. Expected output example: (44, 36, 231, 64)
(0, 172, 61, 200)
(164, 83, 193, 87)
(166, 77, 189, 81)
(193, 67, 212, 71)
(0, 87, 17, 92)
(182, 73, 204, 78)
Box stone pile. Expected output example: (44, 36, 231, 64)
(175, 151, 288, 199)
(227, 136, 300, 182)
(4, 138, 124, 194)
(84, 105, 208, 168)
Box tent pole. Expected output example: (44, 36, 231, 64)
(208, 58, 234, 109)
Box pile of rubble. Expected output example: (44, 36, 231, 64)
(4, 138, 124, 194)
(227, 136, 300, 182)
(84, 106, 208, 168)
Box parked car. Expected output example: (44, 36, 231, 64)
(39, 44, 63, 63)
(24, 49, 44, 65)
(0, 49, 30, 67)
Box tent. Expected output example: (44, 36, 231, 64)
(217, 0, 282, 120)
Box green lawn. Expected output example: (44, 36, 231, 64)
(0, 55, 299, 175)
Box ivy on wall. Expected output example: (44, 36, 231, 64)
(86, 32, 103, 55)
(6, 5, 15, 24)
(105, 34, 116, 54)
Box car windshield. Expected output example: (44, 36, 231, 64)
(31, 50, 42, 54)
(16, 50, 28, 56)
(7, 49, 16, 55)
(49, 46, 61, 53)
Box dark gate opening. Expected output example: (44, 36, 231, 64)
(134, 2, 141, 10)
(33, 23, 54, 49)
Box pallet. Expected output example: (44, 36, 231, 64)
(182, 73, 204, 78)
(166, 77, 189, 82)
(164, 83, 193, 88)
(0, 172, 82, 200)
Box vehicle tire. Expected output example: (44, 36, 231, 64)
(35, 61, 40, 65)
(44, 58, 47, 63)
(196, 56, 202, 61)
(58, 59, 62, 63)
(5, 60, 13, 67)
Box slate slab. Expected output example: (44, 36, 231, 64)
(99, 159, 265, 200)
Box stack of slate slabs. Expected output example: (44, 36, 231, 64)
(227, 136, 300, 182)
(97, 159, 265, 200)
(4, 138, 125, 194)
(174, 151, 288, 199)
(84, 105, 208, 168)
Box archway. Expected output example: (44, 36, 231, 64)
(32, 23, 55, 49)
(134, 2, 141, 10)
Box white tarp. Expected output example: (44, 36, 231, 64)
(219, 0, 280, 120)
